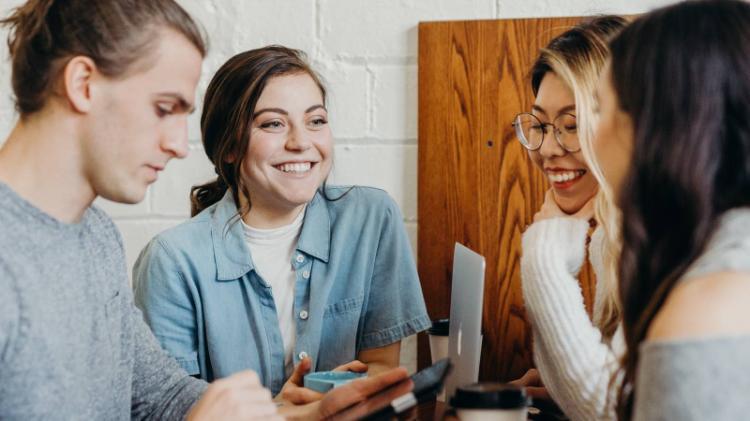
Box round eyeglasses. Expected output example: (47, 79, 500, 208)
(511, 112, 580, 153)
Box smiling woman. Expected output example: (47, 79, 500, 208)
(131, 46, 431, 403)
(238, 73, 333, 227)
(511, 16, 629, 421)
(516, 71, 598, 213)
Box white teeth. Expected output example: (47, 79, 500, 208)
(277, 162, 312, 173)
(548, 170, 585, 183)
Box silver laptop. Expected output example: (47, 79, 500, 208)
(444, 242, 486, 401)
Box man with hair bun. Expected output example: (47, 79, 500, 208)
(0, 1, 409, 419)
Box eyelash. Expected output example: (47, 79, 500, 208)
(258, 118, 328, 129)
(260, 120, 284, 129)
(155, 104, 175, 118)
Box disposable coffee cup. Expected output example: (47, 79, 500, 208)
(428, 319, 450, 362)
(428, 319, 450, 401)
(451, 383, 529, 421)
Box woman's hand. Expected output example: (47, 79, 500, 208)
(186, 370, 282, 421)
(509, 368, 551, 400)
(534, 190, 595, 223)
(277, 358, 369, 405)
(279, 367, 412, 421)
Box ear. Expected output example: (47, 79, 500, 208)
(62, 56, 98, 114)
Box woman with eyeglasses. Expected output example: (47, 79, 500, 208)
(510, 16, 628, 421)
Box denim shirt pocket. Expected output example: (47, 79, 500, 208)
(323, 295, 364, 319)
(319, 295, 364, 369)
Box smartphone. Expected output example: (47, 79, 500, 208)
(329, 358, 452, 421)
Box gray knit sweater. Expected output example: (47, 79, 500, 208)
(633, 207, 750, 420)
(0, 182, 207, 420)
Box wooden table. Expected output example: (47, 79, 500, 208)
(414, 400, 568, 420)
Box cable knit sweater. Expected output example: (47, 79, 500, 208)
(521, 217, 623, 421)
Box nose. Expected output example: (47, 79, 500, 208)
(162, 120, 189, 159)
(538, 130, 566, 159)
(285, 124, 312, 151)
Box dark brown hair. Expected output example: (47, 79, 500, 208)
(610, 0, 750, 418)
(191, 45, 327, 217)
(1, 0, 207, 116)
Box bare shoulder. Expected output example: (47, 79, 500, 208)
(647, 271, 750, 341)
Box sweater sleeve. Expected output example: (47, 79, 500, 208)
(0, 261, 21, 366)
(129, 298, 208, 420)
(521, 218, 620, 421)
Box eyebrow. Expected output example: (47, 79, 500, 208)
(253, 104, 327, 119)
(531, 105, 548, 116)
(305, 104, 327, 113)
(531, 104, 576, 116)
(558, 104, 576, 115)
(155, 93, 195, 114)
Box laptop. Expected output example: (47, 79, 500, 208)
(444, 242, 486, 402)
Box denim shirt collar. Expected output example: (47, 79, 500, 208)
(211, 190, 331, 281)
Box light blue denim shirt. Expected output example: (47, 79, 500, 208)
(132, 186, 430, 395)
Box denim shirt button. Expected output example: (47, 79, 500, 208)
(295, 254, 305, 263)
(298, 351, 309, 360)
(302, 270, 310, 279)
(299, 310, 309, 320)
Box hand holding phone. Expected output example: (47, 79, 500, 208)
(329, 358, 453, 421)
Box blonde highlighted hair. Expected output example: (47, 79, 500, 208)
(530, 16, 628, 339)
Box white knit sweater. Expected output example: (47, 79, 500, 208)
(521, 217, 624, 421)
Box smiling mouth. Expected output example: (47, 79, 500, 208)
(274, 162, 315, 174)
(547, 169, 586, 184)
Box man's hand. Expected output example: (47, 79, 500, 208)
(278, 358, 369, 405)
(186, 370, 282, 421)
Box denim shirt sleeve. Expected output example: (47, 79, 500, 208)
(132, 238, 201, 375)
(358, 195, 431, 349)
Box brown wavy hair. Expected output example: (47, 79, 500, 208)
(609, 1, 750, 418)
(191, 45, 327, 217)
(1, 0, 206, 117)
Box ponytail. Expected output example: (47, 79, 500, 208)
(2, 0, 58, 115)
(190, 177, 229, 217)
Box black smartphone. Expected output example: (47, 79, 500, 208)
(329, 358, 452, 421)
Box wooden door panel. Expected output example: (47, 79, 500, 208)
(418, 17, 593, 381)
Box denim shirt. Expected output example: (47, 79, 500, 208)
(132, 186, 430, 395)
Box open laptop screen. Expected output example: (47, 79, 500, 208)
(444, 242, 486, 401)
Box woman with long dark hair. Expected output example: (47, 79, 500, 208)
(593, 1, 750, 418)
(132, 46, 430, 403)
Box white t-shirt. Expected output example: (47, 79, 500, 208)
(242, 208, 305, 376)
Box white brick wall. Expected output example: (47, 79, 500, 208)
(0, 0, 675, 374)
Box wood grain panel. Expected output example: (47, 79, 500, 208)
(418, 17, 595, 382)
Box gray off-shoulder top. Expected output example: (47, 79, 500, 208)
(633, 207, 750, 420)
